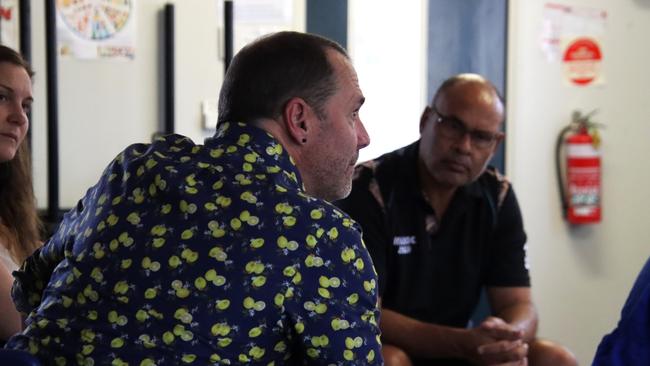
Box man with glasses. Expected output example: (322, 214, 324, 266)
(337, 74, 577, 366)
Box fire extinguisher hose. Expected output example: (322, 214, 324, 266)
(555, 125, 572, 218)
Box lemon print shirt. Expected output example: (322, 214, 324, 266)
(7, 122, 382, 365)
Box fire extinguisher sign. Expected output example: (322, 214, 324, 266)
(562, 37, 604, 86)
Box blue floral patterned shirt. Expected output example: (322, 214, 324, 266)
(6, 122, 382, 365)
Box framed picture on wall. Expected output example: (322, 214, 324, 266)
(56, 0, 136, 60)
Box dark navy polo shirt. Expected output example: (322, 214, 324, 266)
(337, 141, 529, 328)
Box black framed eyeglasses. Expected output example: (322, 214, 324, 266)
(430, 107, 503, 149)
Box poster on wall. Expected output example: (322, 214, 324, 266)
(540, 2, 606, 86)
(0, 0, 20, 50)
(57, 0, 136, 60)
(562, 37, 603, 86)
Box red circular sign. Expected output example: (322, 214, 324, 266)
(563, 38, 602, 85)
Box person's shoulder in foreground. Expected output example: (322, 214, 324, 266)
(6, 31, 382, 365)
(593, 257, 650, 366)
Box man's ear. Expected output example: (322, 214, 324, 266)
(282, 97, 314, 144)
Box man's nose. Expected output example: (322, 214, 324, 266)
(454, 131, 473, 153)
(356, 119, 370, 150)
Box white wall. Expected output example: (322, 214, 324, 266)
(30, 0, 222, 208)
(507, 1, 650, 364)
(30, 1, 304, 209)
(28, 2, 47, 211)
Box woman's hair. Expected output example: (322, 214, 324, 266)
(0, 45, 34, 78)
(0, 45, 41, 264)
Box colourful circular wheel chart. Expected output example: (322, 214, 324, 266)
(57, 0, 133, 41)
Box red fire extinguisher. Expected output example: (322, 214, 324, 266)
(556, 111, 602, 224)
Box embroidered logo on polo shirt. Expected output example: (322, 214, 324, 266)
(392, 236, 416, 255)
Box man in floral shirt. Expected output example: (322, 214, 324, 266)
(7, 31, 381, 365)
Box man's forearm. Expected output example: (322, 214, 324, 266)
(380, 307, 468, 359)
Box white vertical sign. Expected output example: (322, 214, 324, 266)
(348, 0, 428, 162)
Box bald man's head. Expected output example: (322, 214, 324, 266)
(431, 73, 503, 114)
(418, 74, 505, 188)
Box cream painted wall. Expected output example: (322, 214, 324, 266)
(507, 0, 650, 364)
(29, 1, 304, 209)
(28, 2, 47, 212)
(30, 0, 222, 208)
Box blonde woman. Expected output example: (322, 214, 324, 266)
(0, 45, 40, 342)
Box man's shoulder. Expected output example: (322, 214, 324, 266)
(125, 133, 199, 161)
(476, 166, 513, 209)
(352, 142, 418, 190)
(281, 188, 362, 233)
(75, 134, 202, 218)
(111, 134, 201, 177)
(340, 142, 419, 215)
(479, 165, 508, 183)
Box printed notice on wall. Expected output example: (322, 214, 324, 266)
(0, 0, 20, 50)
(57, 0, 136, 60)
(231, 0, 295, 54)
(540, 2, 607, 62)
(540, 3, 607, 86)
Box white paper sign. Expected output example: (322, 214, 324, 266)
(57, 0, 136, 60)
(540, 3, 606, 63)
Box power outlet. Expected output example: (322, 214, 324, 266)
(202, 99, 219, 130)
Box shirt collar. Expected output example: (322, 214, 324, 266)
(206, 121, 304, 191)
